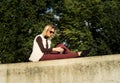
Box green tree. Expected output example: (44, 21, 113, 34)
(0, 0, 37, 63)
(83, 0, 120, 55)
(0, 0, 120, 64)
(53, 0, 93, 52)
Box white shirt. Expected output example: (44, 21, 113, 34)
(29, 34, 51, 62)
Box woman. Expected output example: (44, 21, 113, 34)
(29, 24, 90, 62)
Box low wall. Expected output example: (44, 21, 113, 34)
(0, 54, 120, 83)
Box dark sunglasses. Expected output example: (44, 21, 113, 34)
(49, 31, 54, 34)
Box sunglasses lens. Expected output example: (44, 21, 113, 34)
(50, 31, 54, 34)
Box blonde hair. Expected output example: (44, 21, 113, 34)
(41, 24, 56, 39)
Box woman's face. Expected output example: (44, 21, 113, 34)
(46, 28, 55, 38)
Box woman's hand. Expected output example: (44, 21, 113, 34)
(52, 47, 64, 53)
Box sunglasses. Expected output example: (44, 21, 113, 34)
(49, 31, 54, 34)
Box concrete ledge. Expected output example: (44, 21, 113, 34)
(0, 54, 120, 83)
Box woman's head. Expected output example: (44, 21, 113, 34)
(42, 24, 56, 39)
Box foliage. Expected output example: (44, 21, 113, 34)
(0, 0, 120, 63)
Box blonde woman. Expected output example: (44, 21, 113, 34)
(29, 24, 90, 62)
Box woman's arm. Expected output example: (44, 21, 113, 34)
(36, 36, 52, 54)
(36, 36, 64, 54)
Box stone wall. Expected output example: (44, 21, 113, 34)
(0, 54, 120, 83)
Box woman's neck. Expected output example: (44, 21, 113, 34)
(44, 35, 49, 39)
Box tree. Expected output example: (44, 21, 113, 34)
(0, 0, 120, 63)
(0, 0, 37, 63)
(83, 0, 120, 55)
(53, 0, 93, 52)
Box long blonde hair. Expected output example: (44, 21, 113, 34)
(41, 24, 56, 39)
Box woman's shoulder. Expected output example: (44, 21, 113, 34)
(35, 34, 42, 38)
(33, 34, 42, 40)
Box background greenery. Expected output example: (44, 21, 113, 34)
(0, 0, 120, 63)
